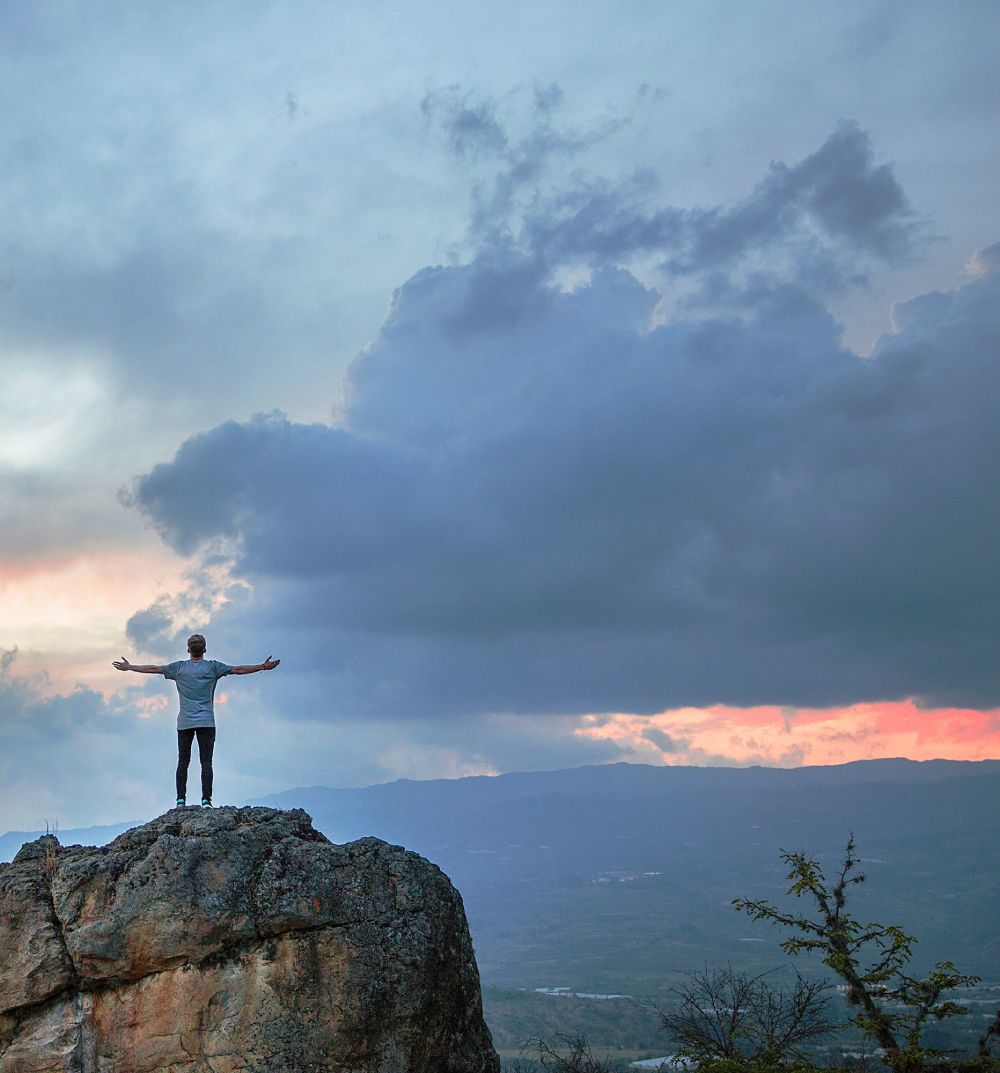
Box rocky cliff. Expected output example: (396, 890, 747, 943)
(0, 806, 499, 1073)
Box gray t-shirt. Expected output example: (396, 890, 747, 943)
(161, 658, 233, 730)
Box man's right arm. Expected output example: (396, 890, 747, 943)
(112, 657, 165, 675)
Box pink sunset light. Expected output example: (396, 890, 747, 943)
(575, 701, 1000, 768)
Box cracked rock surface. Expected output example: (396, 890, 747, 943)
(0, 807, 499, 1072)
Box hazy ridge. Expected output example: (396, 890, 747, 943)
(7, 758, 996, 992)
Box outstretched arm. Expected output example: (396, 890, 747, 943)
(230, 656, 281, 676)
(113, 657, 164, 674)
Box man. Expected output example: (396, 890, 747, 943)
(113, 634, 280, 808)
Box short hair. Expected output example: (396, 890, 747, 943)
(187, 633, 207, 652)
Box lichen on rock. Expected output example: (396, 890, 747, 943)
(0, 806, 499, 1072)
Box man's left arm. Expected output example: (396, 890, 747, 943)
(229, 656, 280, 676)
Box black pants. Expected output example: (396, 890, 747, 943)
(176, 728, 216, 801)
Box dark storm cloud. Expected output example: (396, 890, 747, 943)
(127, 126, 1000, 719)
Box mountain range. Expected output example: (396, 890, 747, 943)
(5, 758, 997, 994)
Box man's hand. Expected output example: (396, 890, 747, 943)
(230, 656, 281, 675)
(112, 658, 163, 674)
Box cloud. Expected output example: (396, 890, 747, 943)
(125, 599, 175, 653)
(124, 117, 1000, 732)
(0, 649, 167, 829)
(422, 84, 627, 255)
(422, 88, 509, 160)
(524, 120, 917, 296)
(422, 91, 917, 298)
(681, 121, 916, 267)
(0, 13, 495, 452)
(967, 240, 1000, 278)
(642, 728, 691, 754)
(575, 701, 1000, 769)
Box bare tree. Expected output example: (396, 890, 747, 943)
(509, 1035, 615, 1073)
(733, 837, 980, 1072)
(659, 966, 835, 1064)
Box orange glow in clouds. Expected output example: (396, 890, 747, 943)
(575, 700, 1000, 766)
(0, 547, 188, 692)
(4, 551, 998, 768)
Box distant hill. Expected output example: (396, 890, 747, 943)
(247, 759, 1000, 991)
(5, 759, 998, 996)
(0, 821, 132, 864)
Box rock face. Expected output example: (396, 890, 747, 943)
(0, 807, 499, 1072)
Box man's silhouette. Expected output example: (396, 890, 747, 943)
(114, 634, 279, 808)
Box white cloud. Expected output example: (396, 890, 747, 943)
(0, 361, 105, 469)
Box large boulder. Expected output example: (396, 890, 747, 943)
(0, 807, 499, 1072)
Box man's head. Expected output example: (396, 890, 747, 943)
(187, 633, 207, 658)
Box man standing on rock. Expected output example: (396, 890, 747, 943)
(113, 634, 280, 809)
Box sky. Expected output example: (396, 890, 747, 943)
(2, 1, 999, 831)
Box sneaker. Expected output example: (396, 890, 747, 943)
(201, 799, 214, 808)
(176, 797, 186, 808)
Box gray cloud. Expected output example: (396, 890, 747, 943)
(422, 88, 509, 160)
(0, 12, 504, 465)
(125, 599, 175, 654)
(642, 728, 691, 754)
(0, 467, 150, 564)
(422, 84, 626, 255)
(679, 122, 915, 268)
(126, 126, 1000, 720)
(521, 121, 917, 296)
(0, 649, 164, 827)
(422, 91, 916, 298)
